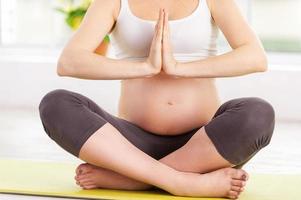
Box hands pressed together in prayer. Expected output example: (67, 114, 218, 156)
(146, 8, 178, 76)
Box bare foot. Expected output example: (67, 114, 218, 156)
(75, 163, 248, 199)
(74, 163, 152, 190)
(171, 167, 248, 199)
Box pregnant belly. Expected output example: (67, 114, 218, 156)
(118, 74, 221, 135)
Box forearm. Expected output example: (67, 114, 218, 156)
(57, 49, 153, 80)
(174, 45, 268, 78)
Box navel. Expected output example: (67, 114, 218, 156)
(167, 101, 173, 105)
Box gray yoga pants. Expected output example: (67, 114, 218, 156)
(39, 89, 275, 167)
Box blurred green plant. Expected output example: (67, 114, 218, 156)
(55, 0, 110, 43)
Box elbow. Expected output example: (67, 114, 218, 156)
(56, 52, 75, 77)
(253, 51, 268, 73)
(56, 58, 66, 77)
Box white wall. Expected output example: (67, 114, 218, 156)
(0, 58, 120, 115)
(216, 70, 301, 121)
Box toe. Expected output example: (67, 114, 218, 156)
(74, 177, 81, 185)
(81, 163, 94, 174)
(76, 163, 94, 175)
(79, 180, 94, 188)
(228, 195, 238, 199)
(231, 179, 246, 187)
(78, 177, 95, 185)
(75, 164, 81, 174)
(77, 172, 92, 181)
(74, 175, 81, 181)
(80, 182, 95, 188)
(231, 186, 243, 193)
(76, 163, 87, 175)
(244, 172, 250, 181)
(78, 176, 92, 182)
(82, 184, 98, 190)
(232, 169, 248, 180)
(228, 190, 239, 199)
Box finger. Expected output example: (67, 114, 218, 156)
(164, 11, 171, 45)
(150, 9, 161, 50)
(163, 9, 167, 36)
(155, 9, 161, 34)
(157, 8, 164, 42)
(154, 9, 162, 39)
(155, 8, 161, 31)
(162, 9, 166, 39)
(154, 9, 163, 51)
(163, 10, 171, 51)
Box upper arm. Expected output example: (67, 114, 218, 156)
(208, 0, 263, 50)
(62, 0, 120, 52)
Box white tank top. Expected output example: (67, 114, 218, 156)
(109, 0, 219, 62)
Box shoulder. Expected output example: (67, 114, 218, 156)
(205, 0, 244, 23)
(90, 0, 121, 20)
(206, 0, 240, 15)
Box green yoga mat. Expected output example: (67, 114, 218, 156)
(0, 159, 300, 200)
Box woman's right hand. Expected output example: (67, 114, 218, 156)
(145, 8, 164, 76)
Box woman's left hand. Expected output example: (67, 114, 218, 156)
(162, 10, 178, 76)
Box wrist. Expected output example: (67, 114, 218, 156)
(164, 61, 180, 77)
(173, 61, 180, 76)
(142, 61, 160, 77)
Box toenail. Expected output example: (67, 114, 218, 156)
(242, 175, 246, 180)
(79, 169, 83, 173)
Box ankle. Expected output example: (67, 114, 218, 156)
(167, 171, 195, 196)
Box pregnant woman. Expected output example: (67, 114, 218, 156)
(39, 0, 275, 199)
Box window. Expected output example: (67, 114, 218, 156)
(0, 0, 70, 48)
(251, 0, 301, 52)
(218, 0, 301, 53)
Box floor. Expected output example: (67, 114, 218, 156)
(1, 108, 301, 199)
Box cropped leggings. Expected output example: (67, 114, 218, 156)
(39, 89, 275, 167)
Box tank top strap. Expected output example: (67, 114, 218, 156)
(188, 0, 203, 19)
(120, 0, 130, 13)
(116, 0, 130, 20)
(199, 0, 212, 16)
(195, 0, 202, 12)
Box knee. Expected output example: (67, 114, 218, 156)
(39, 89, 74, 124)
(239, 97, 275, 146)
